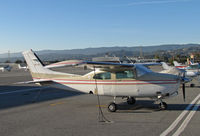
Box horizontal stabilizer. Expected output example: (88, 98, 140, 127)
(15, 79, 54, 84)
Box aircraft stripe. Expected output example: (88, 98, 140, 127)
(56, 82, 178, 85)
(33, 78, 178, 85)
(33, 77, 177, 82)
(176, 66, 187, 68)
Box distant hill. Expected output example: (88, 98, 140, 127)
(0, 44, 199, 62)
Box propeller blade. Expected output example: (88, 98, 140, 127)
(182, 83, 185, 102)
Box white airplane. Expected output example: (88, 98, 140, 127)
(21, 50, 189, 112)
(173, 61, 199, 77)
(161, 62, 198, 77)
(0, 65, 12, 72)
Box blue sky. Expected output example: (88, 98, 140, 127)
(0, 0, 200, 53)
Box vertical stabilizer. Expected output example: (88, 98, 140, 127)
(173, 61, 181, 66)
(23, 50, 73, 80)
(22, 50, 63, 80)
(161, 62, 171, 70)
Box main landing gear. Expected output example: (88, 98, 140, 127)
(108, 96, 117, 112)
(107, 97, 136, 112)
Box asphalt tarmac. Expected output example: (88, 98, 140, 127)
(0, 67, 200, 136)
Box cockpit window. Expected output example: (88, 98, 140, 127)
(136, 65, 152, 77)
(116, 70, 135, 79)
(93, 72, 111, 80)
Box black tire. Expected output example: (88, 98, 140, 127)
(159, 102, 167, 110)
(108, 102, 117, 112)
(127, 97, 136, 105)
(190, 84, 195, 87)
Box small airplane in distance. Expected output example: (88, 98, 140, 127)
(0, 65, 12, 72)
(188, 60, 200, 69)
(18, 64, 28, 71)
(173, 61, 188, 69)
(161, 62, 198, 77)
(188, 60, 199, 65)
(173, 61, 200, 76)
(21, 50, 189, 112)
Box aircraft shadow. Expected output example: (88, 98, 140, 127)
(186, 85, 200, 88)
(115, 100, 200, 113)
(0, 85, 84, 110)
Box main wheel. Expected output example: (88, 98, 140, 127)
(159, 102, 167, 110)
(127, 97, 136, 105)
(108, 102, 117, 112)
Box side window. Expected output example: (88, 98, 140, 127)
(93, 72, 111, 80)
(116, 70, 135, 79)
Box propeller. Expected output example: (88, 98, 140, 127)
(182, 82, 185, 102)
(182, 72, 186, 102)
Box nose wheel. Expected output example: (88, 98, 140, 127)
(108, 102, 117, 112)
(158, 102, 167, 110)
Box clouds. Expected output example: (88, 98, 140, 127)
(111, 0, 192, 7)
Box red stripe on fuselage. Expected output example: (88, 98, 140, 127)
(56, 82, 178, 85)
(33, 77, 177, 82)
(33, 77, 178, 85)
(176, 66, 187, 69)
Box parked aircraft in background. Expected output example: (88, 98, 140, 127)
(21, 50, 189, 112)
(173, 61, 188, 69)
(161, 62, 198, 77)
(173, 61, 199, 76)
(0, 65, 12, 72)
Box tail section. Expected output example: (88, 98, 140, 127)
(173, 61, 181, 66)
(161, 62, 171, 70)
(23, 50, 71, 80)
(23, 50, 50, 74)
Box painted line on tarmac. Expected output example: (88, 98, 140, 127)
(172, 99, 200, 136)
(160, 93, 200, 136)
(0, 87, 48, 95)
(50, 101, 66, 106)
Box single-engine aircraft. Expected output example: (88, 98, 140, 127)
(161, 62, 197, 77)
(0, 64, 12, 72)
(22, 50, 189, 112)
(173, 61, 199, 76)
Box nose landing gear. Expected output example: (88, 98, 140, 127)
(157, 92, 168, 110)
(127, 97, 136, 105)
(158, 101, 167, 110)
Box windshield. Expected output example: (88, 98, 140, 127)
(136, 65, 152, 77)
(116, 70, 136, 79)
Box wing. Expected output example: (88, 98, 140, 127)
(44, 60, 84, 68)
(84, 61, 135, 71)
(15, 79, 54, 84)
(45, 60, 135, 71)
(135, 62, 161, 66)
